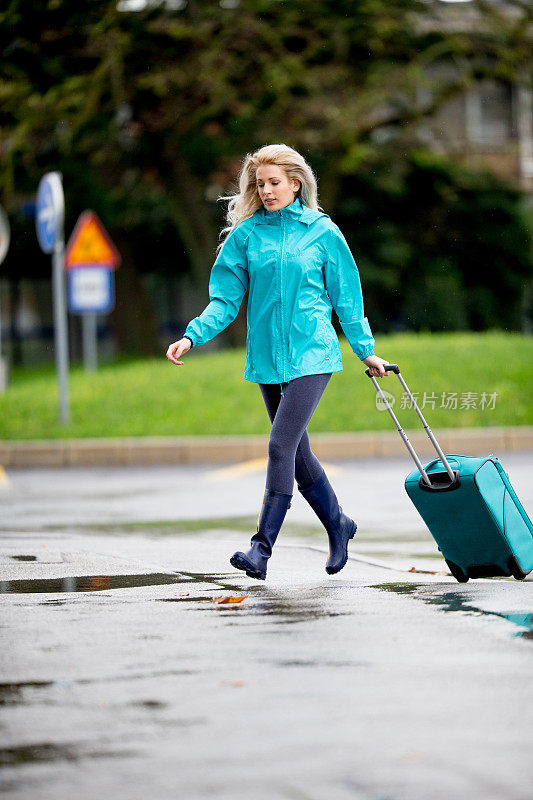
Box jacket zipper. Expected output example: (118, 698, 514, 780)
(279, 213, 287, 384)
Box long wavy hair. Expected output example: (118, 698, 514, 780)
(217, 144, 321, 251)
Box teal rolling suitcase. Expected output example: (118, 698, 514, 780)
(366, 365, 533, 583)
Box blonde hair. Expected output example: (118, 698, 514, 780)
(217, 144, 321, 250)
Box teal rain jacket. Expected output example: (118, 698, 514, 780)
(183, 196, 375, 385)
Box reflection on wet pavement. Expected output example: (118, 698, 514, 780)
(375, 582, 533, 640)
(236, 596, 350, 625)
(0, 670, 199, 710)
(0, 743, 138, 766)
(152, 573, 360, 626)
(10, 555, 38, 562)
(265, 659, 367, 668)
(0, 681, 54, 705)
(0, 573, 190, 594)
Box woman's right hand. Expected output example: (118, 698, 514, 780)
(362, 354, 390, 377)
(166, 338, 192, 366)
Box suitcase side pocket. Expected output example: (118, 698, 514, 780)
(490, 459, 533, 538)
(474, 459, 533, 576)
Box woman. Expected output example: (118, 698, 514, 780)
(166, 144, 389, 581)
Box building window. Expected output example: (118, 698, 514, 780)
(465, 81, 515, 146)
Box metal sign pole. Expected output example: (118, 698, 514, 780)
(52, 231, 70, 424)
(81, 312, 97, 372)
(36, 172, 69, 425)
(0, 206, 10, 393)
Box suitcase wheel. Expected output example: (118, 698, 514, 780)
(445, 559, 469, 583)
(508, 555, 527, 581)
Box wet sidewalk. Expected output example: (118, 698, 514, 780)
(1, 457, 533, 800)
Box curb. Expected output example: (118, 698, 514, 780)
(1, 426, 532, 468)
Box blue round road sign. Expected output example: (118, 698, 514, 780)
(36, 172, 64, 254)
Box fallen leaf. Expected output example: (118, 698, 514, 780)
(179, 593, 189, 597)
(212, 595, 248, 604)
(408, 567, 437, 575)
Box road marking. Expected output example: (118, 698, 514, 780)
(0, 466, 9, 487)
(206, 458, 267, 480)
(206, 459, 342, 481)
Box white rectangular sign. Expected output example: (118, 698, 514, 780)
(68, 267, 114, 313)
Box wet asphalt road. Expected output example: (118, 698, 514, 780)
(1, 455, 533, 800)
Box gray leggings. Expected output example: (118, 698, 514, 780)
(259, 372, 332, 495)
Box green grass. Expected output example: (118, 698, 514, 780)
(1, 332, 532, 440)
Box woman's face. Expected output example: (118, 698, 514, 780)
(256, 165, 300, 212)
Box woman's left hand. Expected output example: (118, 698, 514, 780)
(362, 355, 390, 378)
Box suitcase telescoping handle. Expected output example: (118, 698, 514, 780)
(365, 364, 456, 489)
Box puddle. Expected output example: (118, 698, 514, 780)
(156, 581, 352, 626)
(158, 593, 346, 623)
(158, 595, 214, 603)
(77, 668, 196, 684)
(0, 569, 254, 596)
(10, 555, 37, 562)
(498, 613, 533, 639)
(132, 700, 166, 709)
(0, 572, 191, 594)
(0, 742, 137, 766)
(0, 671, 198, 706)
(375, 583, 533, 640)
(243, 600, 349, 625)
(0, 681, 54, 705)
(269, 659, 367, 668)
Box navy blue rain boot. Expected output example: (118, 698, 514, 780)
(230, 489, 292, 580)
(299, 469, 357, 574)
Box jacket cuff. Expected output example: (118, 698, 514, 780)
(357, 344, 375, 361)
(183, 334, 195, 348)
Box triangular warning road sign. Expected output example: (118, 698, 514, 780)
(65, 211, 121, 269)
